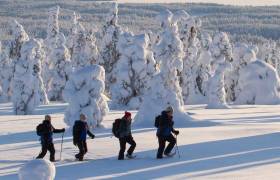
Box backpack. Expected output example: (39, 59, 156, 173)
(36, 123, 45, 136)
(112, 119, 122, 138)
(154, 115, 161, 128)
(73, 121, 81, 142)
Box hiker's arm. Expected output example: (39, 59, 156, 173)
(87, 130, 95, 139)
(172, 128, 179, 135)
(53, 126, 65, 133)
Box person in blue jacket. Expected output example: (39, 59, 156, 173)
(156, 106, 179, 159)
(73, 114, 95, 161)
(36, 115, 65, 162)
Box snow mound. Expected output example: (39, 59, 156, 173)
(235, 60, 280, 105)
(18, 159, 55, 180)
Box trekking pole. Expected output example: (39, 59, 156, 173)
(175, 135, 181, 159)
(60, 132, 64, 161)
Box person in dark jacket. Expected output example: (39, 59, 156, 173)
(156, 106, 179, 159)
(36, 115, 65, 162)
(73, 114, 95, 161)
(118, 111, 136, 160)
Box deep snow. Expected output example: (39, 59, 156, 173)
(1, 102, 280, 179)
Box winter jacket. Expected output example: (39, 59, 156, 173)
(156, 111, 175, 137)
(118, 118, 132, 138)
(73, 120, 95, 144)
(40, 120, 64, 144)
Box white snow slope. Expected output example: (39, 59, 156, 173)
(1, 102, 280, 179)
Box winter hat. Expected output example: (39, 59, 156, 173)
(166, 106, 174, 113)
(45, 115, 51, 121)
(124, 111, 132, 118)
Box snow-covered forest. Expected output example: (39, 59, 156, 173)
(1, 1, 279, 116)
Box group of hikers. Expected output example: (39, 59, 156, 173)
(36, 106, 179, 162)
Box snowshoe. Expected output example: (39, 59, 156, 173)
(126, 154, 136, 159)
(164, 152, 176, 157)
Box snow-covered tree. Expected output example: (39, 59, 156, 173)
(207, 32, 233, 108)
(8, 20, 30, 74)
(134, 10, 192, 127)
(48, 33, 72, 101)
(12, 39, 48, 115)
(258, 42, 280, 76)
(210, 32, 234, 102)
(63, 65, 109, 127)
(0, 42, 12, 102)
(235, 60, 280, 105)
(45, 6, 60, 51)
(207, 62, 231, 109)
(196, 33, 212, 97)
(229, 43, 257, 102)
(43, 6, 60, 93)
(99, 2, 121, 92)
(8, 20, 30, 60)
(71, 16, 99, 70)
(177, 11, 205, 104)
(110, 32, 157, 109)
(67, 11, 80, 57)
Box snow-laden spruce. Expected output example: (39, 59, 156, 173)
(48, 33, 72, 101)
(196, 32, 213, 97)
(12, 39, 48, 115)
(177, 11, 206, 104)
(71, 13, 99, 70)
(235, 60, 280, 105)
(8, 20, 30, 76)
(0, 42, 13, 102)
(229, 43, 257, 102)
(63, 65, 109, 127)
(258, 41, 280, 76)
(99, 2, 121, 92)
(207, 32, 232, 109)
(67, 11, 80, 57)
(43, 6, 60, 94)
(207, 62, 231, 109)
(110, 32, 157, 109)
(18, 159, 56, 180)
(134, 10, 192, 127)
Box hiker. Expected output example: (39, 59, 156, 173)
(36, 115, 65, 162)
(73, 114, 95, 161)
(156, 106, 179, 159)
(118, 111, 136, 160)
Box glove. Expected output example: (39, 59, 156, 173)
(90, 134, 95, 139)
(173, 130, 179, 135)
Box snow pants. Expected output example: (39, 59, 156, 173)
(36, 142, 55, 162)
(157, 134, 176, 158)
(118, 135, 136, 160)
(75, 140, 88, 161)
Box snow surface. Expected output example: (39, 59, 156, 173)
(1, 102, 280, 179)
(18, 159, 55, 180)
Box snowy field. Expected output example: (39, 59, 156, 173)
(1, 102, 280, 179)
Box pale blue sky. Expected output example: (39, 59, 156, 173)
(118, 0, 280, 6)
